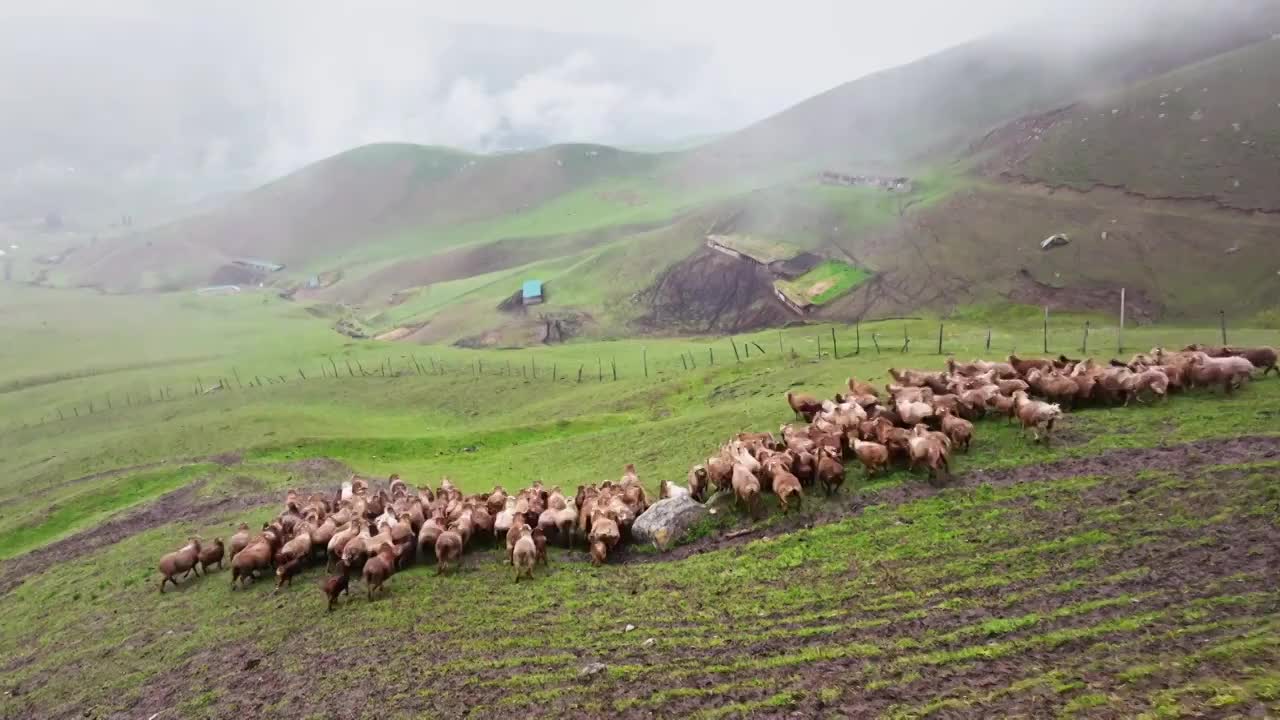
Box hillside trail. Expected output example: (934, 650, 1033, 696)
(994, 173, 1280, 224)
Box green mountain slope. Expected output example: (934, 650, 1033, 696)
(40, 1, 1280, 337)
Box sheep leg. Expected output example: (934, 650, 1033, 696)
(159, 576, 171, 593)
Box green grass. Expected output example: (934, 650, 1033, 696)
(775, 260, 871, 306)
(2, 284, 1280, 717)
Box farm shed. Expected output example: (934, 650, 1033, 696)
(231, 258, 285, 272)
(522, 280, 544, 305)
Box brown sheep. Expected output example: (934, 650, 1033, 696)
(274, 556, 306, 593)
(228, 523, 251, 562)
(588, 511, 620, 566)
(987, 393, 1016, 423)
(850, 437, 890, 478)
(1009, 354, 1054, 376)
(198, 538, 225, 574)
(434, 529, 463, 576)
(1013, 391, 1063, 444)
(532, 526, 549, 567)
(1225, 346, 1278, 376)
(908, 426, 949, 486)
(772, 470, 803, 513)
(362, 543, 398, 600)
(1027, 369, 1080, 409)
(506, 515, 526, 565)
(158, 537, 202, 593)
(731, 464, 762, 519)
(1187, 353, 1253, 393)
(847, 376, 880, 398)
(786, 391, 823, 421)
(322, 574, 349, 612)
(687, 465, 709, 503)
(938, 409, 974, 453)
(705, 456, 734, 494)
(1123, 368, 1170, 404)
(512, 527, 537, 582)
(230, 532, 278, 589)
(816, 448, 845, 496)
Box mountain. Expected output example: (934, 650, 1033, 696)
(29, 0, 1280, 343)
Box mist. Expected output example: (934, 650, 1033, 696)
(1, 0, 1270, 223)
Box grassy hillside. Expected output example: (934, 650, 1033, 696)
(1, 283, 1279, 717)
(989, 37, 1280, 210)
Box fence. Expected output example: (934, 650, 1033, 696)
(4, 312, 1266, 433)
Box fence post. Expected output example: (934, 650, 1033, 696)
(612, 357, 618, 381)
(578, 364, 584, 383)
(778, 331, 784, 354)
(1043, 306, 1049, 354)
(831, 327, 839, 360)
(57, 408, 64, 421)
(532, 357, 537, 379)
(937, 323, 943, 355)
(298, 368, 307, 381)
(1220, 309, 1227, 345)
(709, 347, 714, 366)
(681, 354, 688, 370)
(328, 356, 339, 377)
(745, 342, 750, 359)
(74, 406, 79, 417)
(986, 327, 992, 353)
(855, 322, 861, 355)
(1081, 321, 1089, 354)
(730, 339, 741, 363)
(816, 335, 822, 360)
(598, 357, 603, 381)
(872, 332, 880, 354)
(233, 367, 243, 388)
(900, 326, 910, 353)
(689, 351, 696, 369)
(752, 342, 765, 355)
(551, 363, 557, 383)
(1118, 288, 1125, 353)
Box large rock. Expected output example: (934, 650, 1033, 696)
(632, 496, 709, 551)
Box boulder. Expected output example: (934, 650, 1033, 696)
(632, 496, 708, 551)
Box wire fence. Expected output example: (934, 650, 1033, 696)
(5, 312, 1260, 433)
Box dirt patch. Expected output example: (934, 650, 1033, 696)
(623, 434, 1280, 563)
(1008, 268, 1162, 321)
(633, 248, 796, 334)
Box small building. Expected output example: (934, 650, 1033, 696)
(522, 280, 544, 305)
(196, 285, 241, 296)
(232, 258, 285, 273)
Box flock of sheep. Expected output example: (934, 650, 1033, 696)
(155, 343, 1276, 606)
(156, 468, 655, 606)
(689, 343, 1276, 520)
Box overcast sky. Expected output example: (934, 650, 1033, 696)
(0, 0, 1131, 218)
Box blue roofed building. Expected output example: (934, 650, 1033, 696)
(521, 280, 544, 305)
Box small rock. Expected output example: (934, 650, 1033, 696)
(642, 638, 656, 647)
(624, 624, 636, 632)
(579, 662, 608, 678)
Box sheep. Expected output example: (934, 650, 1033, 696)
(658, 478, 691, 501)
(847, 376, 880, 398)
(274, 556, 306, 593)
(908, 426, 950, 486)
(731, 464, 762, 519)
(322, 574, 349, 612)
(786, 391, 823, 421)
(512, 527, 537, 582)
(532, 526, 549, 567)
(987, 393, 1017, 423)
(230, 532, 278, 589)
(816, 448, 845, 496)
(687, 465, 709, 503)
(361, 543, 398, 601)
(327, 522, 360, 571)
(1224, 346, 1278, 377)
(938, 409, 974, 452)
(198, 538, 225, 574)
(1009, 355, 1054, 376)
(1013, 391, 1063, 444)
(158, 537, 202, 593)
(850, 437, 890, 479)
(772, 469, 803, 513)
(506, 515, 526, 565)
(588, 511, 620, 565)
(1027, 369, 1080, 408)
(1123, 368, 1170, 404)
(1187, 353, 1253, 393)
(494, 496, 517, 543)
(434, 529, 463, 576)
(228, 523, 252, 562)
(705, 456, 734, 494)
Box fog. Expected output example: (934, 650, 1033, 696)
(0, 0, 1267, 222)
